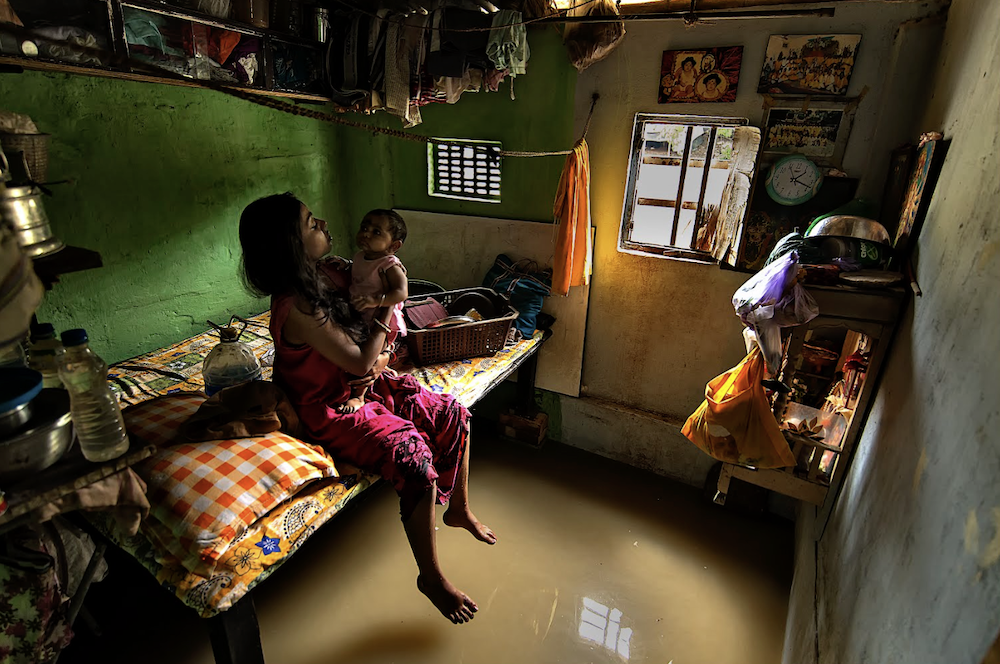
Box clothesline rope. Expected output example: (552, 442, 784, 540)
(330, 0, 602, 33)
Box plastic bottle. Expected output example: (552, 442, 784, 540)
(202, 322, 262, 397)
(58, 329, 129, 462)
(28, 323, 64, 388)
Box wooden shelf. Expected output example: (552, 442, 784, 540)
(0, 55, 331, 103)
(32, 245, 103, 288)
(1, 0, 332, 103)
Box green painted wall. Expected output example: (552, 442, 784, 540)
(1, 72, 350, 362)
(1, 27, 575, 363)
(333, 28, 577, 225)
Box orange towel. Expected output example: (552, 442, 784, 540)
(552, 139, 593, 296)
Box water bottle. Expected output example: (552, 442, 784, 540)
(202, 317, 261, 397)
(28, 323, 63, 388)
(58, 329, 129, 462)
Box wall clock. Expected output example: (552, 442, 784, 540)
(765, 154, 824, 206)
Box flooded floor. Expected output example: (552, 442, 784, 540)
(63, 434, 793, 664)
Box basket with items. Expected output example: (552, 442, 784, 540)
(402, 287, 519, 366)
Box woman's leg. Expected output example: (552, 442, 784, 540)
(442, 422, 497, 544)
(402, 482, 479, 624)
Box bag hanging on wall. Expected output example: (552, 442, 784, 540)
(681, 347, 795, 469)
(482, 254, 551, 338)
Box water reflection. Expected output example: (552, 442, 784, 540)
(579, 597, 632, 659)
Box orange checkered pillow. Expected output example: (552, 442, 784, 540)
(123, 393, 338, 576)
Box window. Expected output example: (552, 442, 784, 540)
(619, 114, 761, 263)
(427, 138, 502, 203)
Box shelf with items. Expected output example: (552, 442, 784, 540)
(3, 0, 120, 70)
(715, 284, 905, 538)
(0, 0, 330, 101)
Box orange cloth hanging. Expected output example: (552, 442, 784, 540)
(552, 139, 593, 297)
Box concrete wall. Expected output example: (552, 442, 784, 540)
(1, 73, 348, 362)
(555, 1, 948, 484)
(784, 0, 1000, 661)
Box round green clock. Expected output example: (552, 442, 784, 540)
(765, 154, 824, 206)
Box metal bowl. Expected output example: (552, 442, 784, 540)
(805, 215, 891, 244)
(0, 368, 43, 437)
(0, 389, 73, 483)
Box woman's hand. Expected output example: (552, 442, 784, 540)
(347, 350, 393, 388)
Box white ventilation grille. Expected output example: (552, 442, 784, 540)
(427, 139, 502, 203)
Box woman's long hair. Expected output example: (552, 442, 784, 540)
(239, 193, 366, 341)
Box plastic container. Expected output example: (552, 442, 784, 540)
(202, 318, 262, 397)
(404, 288, 519, 366)
(58, 329, 129, 463)
(28, 323, 63, 388)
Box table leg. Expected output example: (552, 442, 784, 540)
(714, 464, 734, 505)
(515, 350, 539, 416)
(208, 595, 265, 664)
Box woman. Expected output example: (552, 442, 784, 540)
(239, 193, 495, 624)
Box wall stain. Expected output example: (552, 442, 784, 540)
(912, 448, 928, 493)
(964, 510, 980, 555)
(979, 507, 1000, 568)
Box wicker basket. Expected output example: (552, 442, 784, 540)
(405, 287, 519, 366)
(0, 134, 50, 183)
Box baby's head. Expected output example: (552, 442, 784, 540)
(358, 209, 407, 257)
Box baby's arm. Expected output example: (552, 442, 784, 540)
(380, 264, 408, 307)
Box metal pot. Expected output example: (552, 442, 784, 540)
(0, 389, 73, 483)
(805, 215, 891, 243)
(0, 185, 64, 257)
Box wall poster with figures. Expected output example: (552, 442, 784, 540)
(758, 34, 861, 96)
(762, 98, 857, 167)
(658, 46, 743, 103)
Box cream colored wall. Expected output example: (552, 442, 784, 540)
(570, 1, 947, 424)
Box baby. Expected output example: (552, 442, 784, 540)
(338, 209, 409, 413)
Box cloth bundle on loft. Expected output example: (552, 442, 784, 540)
(325, 6, 530, 125)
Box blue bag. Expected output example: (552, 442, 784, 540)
(482, 255, 552, 337)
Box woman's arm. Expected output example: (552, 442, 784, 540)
(285, 300, 393, 376)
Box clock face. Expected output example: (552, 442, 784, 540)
(766, 156, 823, 206)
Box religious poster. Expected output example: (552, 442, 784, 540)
(658, 46, 743, 103)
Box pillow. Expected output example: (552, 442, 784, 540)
(123, 393, 339, 576)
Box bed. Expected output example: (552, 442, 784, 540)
(86, 311, 545, 664)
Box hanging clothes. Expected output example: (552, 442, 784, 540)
(487, 10, 529, 76)
(552, 139, 593, 297)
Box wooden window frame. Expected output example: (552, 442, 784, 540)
(618, 113, 759, 264)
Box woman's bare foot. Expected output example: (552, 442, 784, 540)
(335, 397, 365, 414)
(443, 508, 497, 545)
(417, 575, 478, 624)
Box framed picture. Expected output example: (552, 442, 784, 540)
(761, 99, 857, 167)
(878, 143, 916, 237)
(758, 34, 861, 95)
(658, 46, 743, 103)
(892, 135, 948, 268)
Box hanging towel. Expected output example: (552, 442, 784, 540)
(552, 139, 593, 296)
